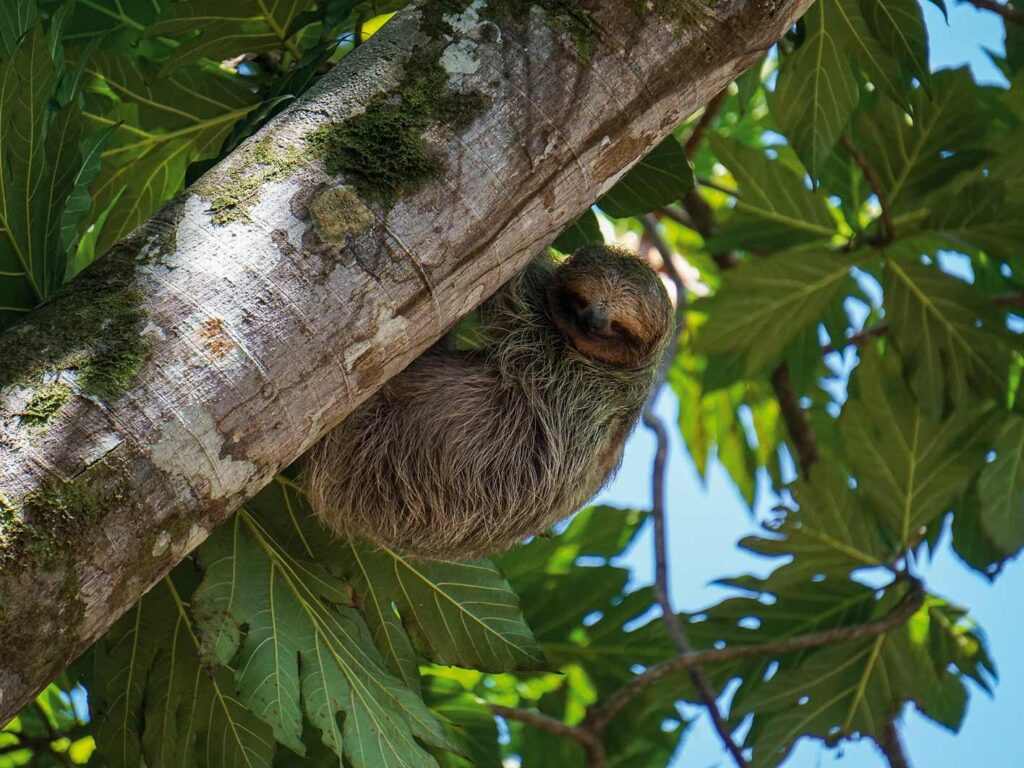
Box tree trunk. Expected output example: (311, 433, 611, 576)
(0, 0, 810, 723)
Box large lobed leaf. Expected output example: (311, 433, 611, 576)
(693, 249, 857, 376)
(82, 52, 259, 255)
(883, 249, 1019, 417)
(706, 136, 837, 252)
(840, 347, 992, 546)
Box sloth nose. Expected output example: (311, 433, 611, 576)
(580, 304, 610, 333)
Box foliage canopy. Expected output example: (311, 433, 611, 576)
(1, 0, 1022, 767)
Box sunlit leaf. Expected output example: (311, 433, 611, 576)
(83, 52, 258, 255)
(193, 511, 457, 766)
(840, 348, 990, 545)
(706, 137, 837, 250)
(772, 0, 859, 180)
(693, 249, 856, 376)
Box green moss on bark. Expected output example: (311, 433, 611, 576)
(0, 458, 130, 572)
(307, 1, 490, 206)
(198, 138, 307, 225)
(17, 382, 72, 431)
(0, 250, 150, 404)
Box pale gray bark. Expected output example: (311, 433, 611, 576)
(0, 0, 811, 723)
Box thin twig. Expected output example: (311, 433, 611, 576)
(587, 579, 924, 732)
(490, 705, 608, 767)
(770, 363, 819, 478)
(993, 291, 1024, 307)
(685, 88, 728, 159)
(639, 215, 750, 768)
(879, 716, 912, 768)
(840, 133, 894, 245)
(658, 204, 695, 230)
(966, 0, 1024, 24)
(822, 322, 890, 355)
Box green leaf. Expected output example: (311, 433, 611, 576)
(61, 123, 119, 273)
(828, 0, 907, 108)
(976, 413, 1024, 558)
(65, 0, 165, 48)
(342, 543, 545, 672)
(83, 53, 258, 255)
(859, 0, 930, 85)
(0, 0, 36, 56)
(772, 0, 860, 180)
(706, 137, 837, 251)
(422, 674, 502, 768)
(597, 136, 694, 218)
(884, 252, 1017, 416)
(0, 25, 56, 310)
(88, 577, 276, 768)
(552, 208, 602, 253)
(147, 0, 316, 74)
(193, 511, 457, 767)
(692, 249, 855, 376)
(853, 69, 990, 214)
(925, 179, 1024, 266)
(739, 465, 893, 584)
(839, 348, 990, 545)
(736, 585, 972, 767)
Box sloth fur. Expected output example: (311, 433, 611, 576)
(306, 245, 673, 558)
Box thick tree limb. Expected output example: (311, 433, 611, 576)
(0, 0, 812, 723)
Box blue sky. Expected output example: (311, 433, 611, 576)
(592, 4, 1020, 766)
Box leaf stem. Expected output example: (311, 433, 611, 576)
(840, 133, 895, 246)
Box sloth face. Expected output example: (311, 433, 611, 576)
(547, 245, 673, 368)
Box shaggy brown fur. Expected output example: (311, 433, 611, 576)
(306, 245, 673, 558)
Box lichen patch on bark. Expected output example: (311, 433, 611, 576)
(150, 404, 258, 500)
(309, 186, 375, 243)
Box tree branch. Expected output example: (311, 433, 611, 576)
(490, 704, 608, 766)
(879, 715, 912, 768)
(685, 88, 728, 159)
(966, 0, 1024, 24)
(587, 578, 924, 732)
(840, 132, 894, 245)
(771, 363, 819, 477)
(639, 215, 750, 768)
(823, 322, 890, 355)
(0, 0, 817, 725)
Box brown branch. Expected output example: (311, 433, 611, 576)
(840, 133, 894, 245)
(490, 705, 608, 767)
(879, 716, 913, 768)
(685, 88, 728, 159)
(771, 363, 819, 478)
(587, 579, 924, 732)
(681, 188, 739, 270)
(697, 176, 742, 198)
(823, 322, 889, 355)
(966, 0, 1024, 24)
(658, 204, 695, 230)
(639, 215, 750, 768)
(993, 291, 1024, 307)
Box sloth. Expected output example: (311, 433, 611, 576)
(306, 244, 673, 558)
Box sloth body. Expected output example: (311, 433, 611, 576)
(307, 245, 672, 558)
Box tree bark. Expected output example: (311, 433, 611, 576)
(0, 0, 811, 723)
